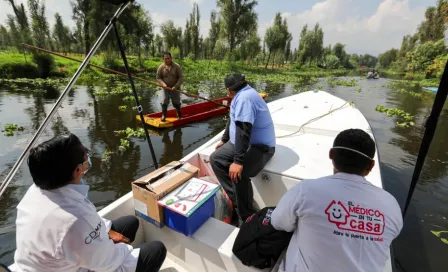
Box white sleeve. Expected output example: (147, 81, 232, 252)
(59, 218, 134, 271)
(271, 182, 303, 232)
(102, 217, 112, 232)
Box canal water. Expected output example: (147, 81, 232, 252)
(0, 77, 447, 271)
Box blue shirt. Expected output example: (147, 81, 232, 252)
(229, 85, 275, 147)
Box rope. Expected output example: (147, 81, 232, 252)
(276, 101, 352, 138)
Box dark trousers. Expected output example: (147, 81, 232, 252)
(111, 216, 167, 272)
(210, 142, 275, 221)
(161, 89, 181, 108)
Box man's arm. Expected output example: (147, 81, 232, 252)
(271, 182, 303, 232)
(221, 117, 231, 143)
(59, 218, 135, 271)
(156, 65, 167, 87)
(232, 99, 256, 165)
(174, 65, 184, 90)
(234, 121, 252, 165)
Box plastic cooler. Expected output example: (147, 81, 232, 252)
(158, 177, 221, 236)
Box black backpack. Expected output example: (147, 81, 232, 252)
(232, 207, 293, 269)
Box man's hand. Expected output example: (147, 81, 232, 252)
(172, 86, 177, 91)
(108, 230, 130, 244)
(216, 141, 225, 150)
(229, 163, 243, 183)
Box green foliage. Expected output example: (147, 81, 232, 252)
(31, 52, 55, 78)
(406, 40, 447, 73)
(118, 105, 127, 112)
(217, 0, 258, 52)
(2, 123, 24, 136)
(326, 77, 357, 87)
(375, 105, 415, 127)
(378, 48, 399, 69)
(114, 127, 146, 139)
(296, 24, 324, 68)
(322, 54, 340, 69)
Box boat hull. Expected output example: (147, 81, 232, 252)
(137, 93, 268, 128)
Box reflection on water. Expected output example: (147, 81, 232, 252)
(0, 77, 447, 271)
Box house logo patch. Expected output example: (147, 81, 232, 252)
(325, 200, 385, 240)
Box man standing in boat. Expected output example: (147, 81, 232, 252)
(156, 52, 184, 122)
(271, 129, 403, 272)
(210, 73, 276, 226)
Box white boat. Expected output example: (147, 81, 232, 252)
(7, 90, 392, 272)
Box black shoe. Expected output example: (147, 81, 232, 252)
(161, 105, 168, 122)
(175, 108, 182, 120)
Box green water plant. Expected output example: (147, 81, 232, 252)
(118, 105, 127, 112)
(2, 123, 24, 136)
(326, 77, 357, 87)
(114, 127, 146, 139)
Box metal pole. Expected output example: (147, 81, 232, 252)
(0, 2, 132, 198)
(403, 60, 448, 216)
(112, 21, 159, 169)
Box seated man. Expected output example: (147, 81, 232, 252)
(210, 74, 275, 225)
(271, 129, 403, 272)
(14, 134, 166, 272)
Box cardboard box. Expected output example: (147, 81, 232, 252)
(132, 161, 199, 228)
(158, 177, 221, 236)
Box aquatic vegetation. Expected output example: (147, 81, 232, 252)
(2, 123, 24, 136)
(118, 105, 127, 112)
(120, 138, 130, 150)
(396, 88, 423, 99)
(375, 105, 415, 127)
(114, 127, 146, 139)
(355, 87, 361, 93)
(88, 101, 94, 106)
(325, 77, 358, 87)
(315, 85, 323, 89)
(101, 149, 114, 163)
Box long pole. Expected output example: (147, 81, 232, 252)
(0, 2, 132, 198)
(112, 20, 158, 169)
(22, 44, 230, 109)
(402, 61, 448, 216)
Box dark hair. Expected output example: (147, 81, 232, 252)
(332, 129, 375, 175)
(224, 73, 247, 92)
(27, 133, 86, 190)
(163, 52, 172, 58)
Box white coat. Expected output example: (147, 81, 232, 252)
(271, 173, 403, 272)
(13, 183, 140, 272)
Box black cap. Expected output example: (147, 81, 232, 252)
(224, 74, 246, 91)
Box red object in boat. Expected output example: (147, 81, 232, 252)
(137, 93, 268, 128)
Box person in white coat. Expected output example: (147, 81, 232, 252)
(271, 129, 403, 272)
(13, 133, 166, 272)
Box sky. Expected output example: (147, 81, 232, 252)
(0, 0, 439, 55)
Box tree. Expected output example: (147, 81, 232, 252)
(208, 10, 221, 59)
(4, 0, 32, 48)
(264, 13, 291, 68)
(240, 31, 261, 63)
(378, 48, 399, 69)
(71, 0, 93, 55)
(28, 0, 51, 48)
(189, 3, 200, 58)
(53, 13, 71, 53)
(160, 21, 182, 54)
(155, 34, 163, 56)
(217, 0, 258, 52)
(0, 25, 11, 49)
(296, 23, 323, 67)
(183, 21, 191, 56)
(406, 40, 447, 73)
(72, 20, 84, 54)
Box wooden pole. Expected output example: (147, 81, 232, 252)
(22, 43, 229, 109)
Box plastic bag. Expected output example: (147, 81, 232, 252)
(213, 187, 233, 224)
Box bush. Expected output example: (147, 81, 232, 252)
(102, 49, 119, 70)
(32, 53, 55, 79)
(323, 54, 340, 69)
(0, 63, 38, 78)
